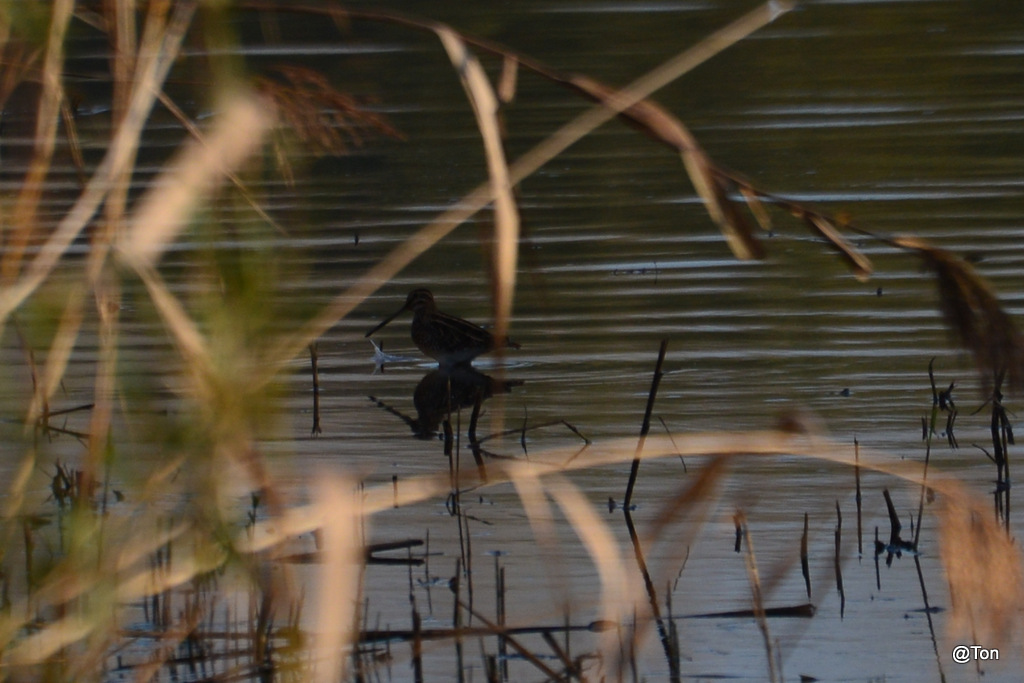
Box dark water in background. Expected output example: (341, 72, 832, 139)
(3, 0, 1024, 680)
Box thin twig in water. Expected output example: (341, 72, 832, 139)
(915, 360, 941, 550)
(658, 416, 687, 473)
(624, 340, 669, 509)
(309, 343, 321, 436)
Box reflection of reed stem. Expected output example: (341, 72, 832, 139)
(913, 554, 945, 680)
(855, 438, 863, 557)
(453, 558, 465, 683)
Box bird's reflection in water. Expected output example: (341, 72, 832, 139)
(371, 364, 522, 447)
(412, 365, 522, 441)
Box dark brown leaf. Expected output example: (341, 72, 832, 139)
(566, 75, 764, 260)
(893, 235, 1024, 391)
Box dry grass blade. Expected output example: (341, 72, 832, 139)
(509, 467, 565, 599)
(309, 474, 364, 683)
(0, 530, 225, 665)
(156, 90, 288, 236)
(498, 54, 518, 104)
(892, 235, 1024, 390)
(0, 31, 35, 110)
(545, 473, 632, 668)
(643, 455, 730, 548)
(104, 0, 142, 223)
(6, 615, 93, 666)
(568, 74, 764, 261)
(116, 92, 274, 401)
(26, 289, 86, 424)
(939, 483, 1024, 649)
(0, 0, 197, 324)
(131, 261, 214, 395)
(120, 93, 275, 267)
(803, 213, 872, 281)
(242, 428, 931, 550)
(435, 25, 520, 343)
(114, 547, 229, 604)
(0, 514, 187, 621)
(3, 0, 74, 283)
(682, 151, 765, 260)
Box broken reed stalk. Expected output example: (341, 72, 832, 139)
(834, 502, 845, 619)
(737, 512, 778, 683)
(665, 586, 681, 678)
(854, 438, 863, 557)
(800, 513, 810, 600)
(873, 527, 881, 590)
(622, 503, 680, 683)
(309, 342, 322, 436)
(624, 340, 669, 509)
(495, 556, 508, 680)
(914, 363, 941, 551)
(619, 341, 682, 680)
(984, 372, 1013, 530)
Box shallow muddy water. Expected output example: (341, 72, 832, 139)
(3, 0, 1024, 681)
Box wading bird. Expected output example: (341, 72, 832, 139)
(365, 288, 519, 366)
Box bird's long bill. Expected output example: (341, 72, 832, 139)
(365, 305, 405, 338)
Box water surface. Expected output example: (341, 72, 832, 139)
(3, 0, 1024, 680)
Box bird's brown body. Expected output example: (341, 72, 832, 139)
(366, 289, 518, 366)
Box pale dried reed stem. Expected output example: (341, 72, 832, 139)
(308, 474, 363, 683)
(436, 26, 520, 343)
